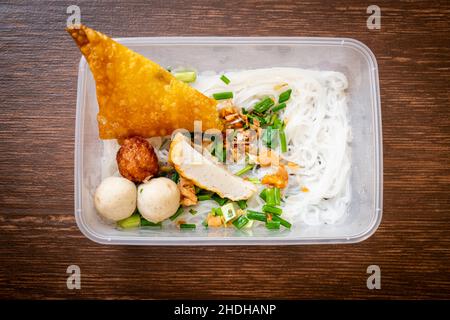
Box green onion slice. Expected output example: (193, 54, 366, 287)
(174, 71, 197, 83)
(261, 126, 273, 148)
(171, 171, 180, 183)
(117, 213, 141, 229)
(280, 129, 287, 153)
(220, 75, 231, 84)
(262, 204, 282, 215)
(265, 188, 276, 206)
(259, 189, 267, 201)
(273, 117, 283, 129)
(253, 97, 275, 114)
(274, 188, 281, 206)
(237, 200, 248, 210)
(248, 177, 261, 184)
(213, 91, 233, 100)
(272, 102, 287, 113)
(180, 223, 196, 229)
(247, 210, 267, 222)
(266, 220, 281, 230)
(271, 214, 292, 229)
(222, 203, 237, 222)
(198, 194, 213, 201)
(212, 194, 228, 206)
(169, 207, 184, 221)
(141, 219, 162, 228)
(278, 89, 292, 103)
(235, 164, 254, 176)
(232, 215, 250, 229)
(215, 207, 224, 216)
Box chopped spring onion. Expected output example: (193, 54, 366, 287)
(274, 187, 281, 206)
(169, 206, 184, 221)
(141, 219, 162, 228)
(213, 139, 225, 162)
(262, 204, 282, 215)
(117, 213, 141, 229)
(259, 189, 267, 201)
(265, 188, 276, 206)
(235, 164, 254, 176)
(271, 215, 292, 229)
(248, 177, 261, 184)
(266, 220, 281, 230)
(174, 71, 197, 83)
(237, 200, 247, 209)
(180, 223, 196, 229)
(269, 114, 278, 126)
(213, 91, 233, 100)
(272, 102, 287, 113)
(202, 220, 208, 228)
(171, 171, 179, 183)
(278, 89, 292, 103)
(221, 203, 237, 222)
(272, 117, 283, 129)
(189, 209, 198, 215)
(232, 215, 250, 229)
(280, 129, 287, 153)
(220, 74, 231, 84)
(212, 194, 228, 206)
(247, 210, 267, 222)
(253, 97, 275, 113)
(242, 219, 254, 229)
(261, 126, 273, 148)
(247, 113, 266, 125)
(215, 207, 224, 216)
(198, 194, 213, 201)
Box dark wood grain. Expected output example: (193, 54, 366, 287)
(1, 0, 449, 299)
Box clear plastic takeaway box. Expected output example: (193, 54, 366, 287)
(74, 37, 383, 245)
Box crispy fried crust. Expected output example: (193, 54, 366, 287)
(67, 25, 223, 139)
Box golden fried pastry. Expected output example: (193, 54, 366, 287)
(67, 25, 223, 139)
(116, 136, 159, 182)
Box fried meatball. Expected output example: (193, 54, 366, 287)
(116, 136, 159, 182)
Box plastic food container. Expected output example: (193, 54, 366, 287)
(74, 37, 382, 245)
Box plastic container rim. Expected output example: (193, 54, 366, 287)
(74, 36, 383, 246)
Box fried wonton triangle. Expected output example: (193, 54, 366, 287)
(67, 24, 223, 139)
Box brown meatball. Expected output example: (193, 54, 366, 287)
(116, 136, 159, 183)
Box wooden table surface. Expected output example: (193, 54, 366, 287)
(1, 0, 449, 299)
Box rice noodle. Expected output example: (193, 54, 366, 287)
(102, 67, 351, 226)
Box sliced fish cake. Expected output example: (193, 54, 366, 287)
(169, 133, 257, 201)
